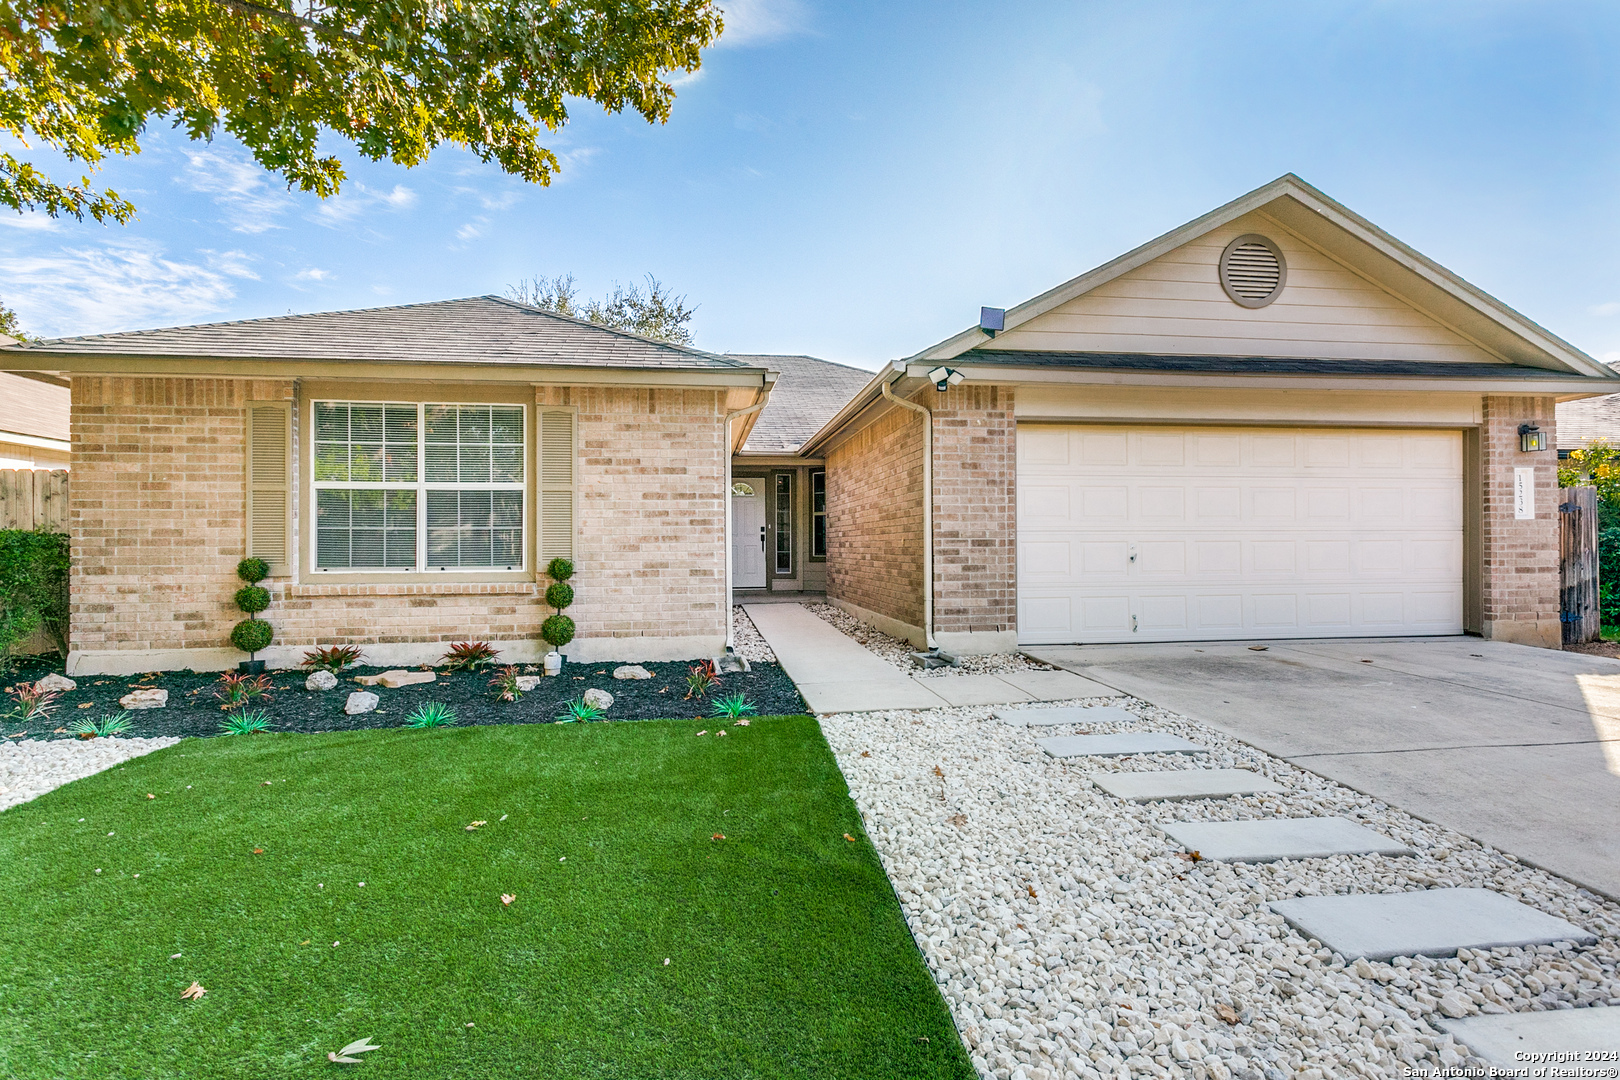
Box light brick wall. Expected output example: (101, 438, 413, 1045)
(1479, 394, 1561, 647)
(825, 402, 925, 631)
(932, 384, 1017, 636)
(68, 377, 727, 667)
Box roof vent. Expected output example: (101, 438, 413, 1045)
(1219, 234, 1286, 308)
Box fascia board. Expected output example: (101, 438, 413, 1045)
(0, 431, 69, 451)
(797, 363, 908, 458)
(931, 362, 1620, 396)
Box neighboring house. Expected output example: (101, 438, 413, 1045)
(0, 371, 70, 470)
(0, 297, 773, 675)
(799, 174, 1620, 653)
(1555, 366, 1620, 455)
(724, 353, 875, 597)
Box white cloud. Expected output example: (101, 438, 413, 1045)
(180, 149, 293, 233)
(455, 220, 484, 241)
(293, 267, 330, 282)
(0, 211, 62, 232)
(455, 186, 520, 212)
(0, 242, 234, 336)
(313, 183, 418, 226)
(714, 0, 810, 46)
(201, 249, 260, 280)
(1591, 301, 1620, 317)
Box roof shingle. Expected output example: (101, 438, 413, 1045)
(730, 354, 874, 453)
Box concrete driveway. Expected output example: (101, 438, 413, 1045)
(1024, 637, 1620, 899)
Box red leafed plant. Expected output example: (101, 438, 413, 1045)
(214, 672, 273, 711)
(488, 665, 523, 702)
(3, 682, 61, 724)
(441, 641, 500, 672)
(299, 644, 363, 673)
(684, 660, 719, 700)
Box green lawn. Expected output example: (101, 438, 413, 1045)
(0, 717, 973, 1079)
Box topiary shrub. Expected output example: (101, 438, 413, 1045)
(229, 557, 274, 664)
(541, 614, 575, 649)
(541, 558, 576, 654)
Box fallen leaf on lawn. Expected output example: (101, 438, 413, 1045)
(146, 793, 155, 799)
(327, 1036, 381, 1064)
(734, 719, 750, 726)
(948, 814, 967, 827)
(499, 814, 507, 821)
(711, 833, 725, 841)
(1215, 1003, 1241, 1025)
(663, 958, 670, 966)
(333, 941, 340, 947)
(261, 780, 272, 787)
(501, 893, 515, 905)
(253, 848, 264, 854)
(465, 820, 487, 831)
(300, 940, 310, 946)
(180, 982, 206, 1001)
(716, 730, 727, 737)
(1026, 885, 1038, 899)
(170, 952, 182, 959)
(695, 730, 707, 736)
(843, 833, 856, 842)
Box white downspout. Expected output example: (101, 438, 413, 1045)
(881, 378, 936, 650)
(723, 397, 770, 652)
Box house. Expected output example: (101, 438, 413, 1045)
(0, 297, 773, 675)
(724, 353, 875, 597)
(0, 370, 70, 470)
(800, 174, 1620, 653)
(1555, 367, 1620, 456)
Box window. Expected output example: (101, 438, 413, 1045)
(811, 470, 826, 559)
(774, 472, 792, 575)
(313, 401, 526, 572)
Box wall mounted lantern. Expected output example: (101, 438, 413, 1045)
(1519, 423, 1548, 452)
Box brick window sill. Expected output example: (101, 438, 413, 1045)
(284, 583, 539, 599)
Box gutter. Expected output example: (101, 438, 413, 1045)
(880, 378, 936, 651)
(722, 396, 771, 652)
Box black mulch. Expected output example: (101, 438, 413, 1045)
(1, 655, 806, 740)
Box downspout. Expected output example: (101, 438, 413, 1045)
(723, 397, 770, 653)
(880, 379, 936, 650)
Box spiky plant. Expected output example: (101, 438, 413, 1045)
(300, 644, 364, 673)
(70, 711, 132, 738)
(219, 709, 272, 735)
(3, 682, 61, 724)
(214, 672, 273, 711)
(708, 692, 758, 720)
(441, 641, 500, 672)
(554, 698, 605, 723)
(404, 702, 457, 728)
(684, 660, 719, 700)
(488, 665, 523, 702)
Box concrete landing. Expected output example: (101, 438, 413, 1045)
(1160, 817, 1411, 862)
(1091, 768, 1283, 802)
(996, 705, 1139, 727)
(1438, 1008, 1620, 1067)
(1037, 733, 1207, 758)
(1269, 888, 1598, 960)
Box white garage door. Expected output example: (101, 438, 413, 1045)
(1017, 425, 1464, 645)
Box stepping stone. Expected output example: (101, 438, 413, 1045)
(1269, 888, 1598, 961)
(1437, 1008, 1620, 1067)
(997, 705, 1138, 727)
(1160, 817, 1411, 862)
(926, 675, 1035, 707)
(1091, 768, 1284, 802)
(1036, 733, 1207, 758)
(995, 669, 1115, 700)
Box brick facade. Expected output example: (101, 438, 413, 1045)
(824, 401, 925, 638)
(67, 377, 727, 673)
(931, 384, 1017, 641)
(1479, 394, 1561, 647)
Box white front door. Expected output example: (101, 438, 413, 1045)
(732, 481, 767, 589)
(1017, 425, 1465, 645)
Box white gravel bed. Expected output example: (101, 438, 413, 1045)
(729, 606, 778, 665)
(806, 603, 1057, 678)
(821, 699, 1620, 1080)
(1, 736, 180, 812)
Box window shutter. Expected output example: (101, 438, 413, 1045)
(246, 402, 292, 575)
(539, 409, 575, 562)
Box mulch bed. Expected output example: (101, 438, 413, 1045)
(1, 655, 806, 740)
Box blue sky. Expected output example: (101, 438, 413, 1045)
(3, 0, 1619, 370)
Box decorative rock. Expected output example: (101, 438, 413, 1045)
(515, 676, 542, 691)
(119, 688, 168, 710)
(305, 670, 338, 691)
(582, 688, 614, 711)
(345, 691, 379, 715)
(613, 665, 654, 680)
(35, 673, 76, 693)
(355, 669, 435, 688)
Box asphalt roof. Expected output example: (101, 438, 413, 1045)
(958, 350, 1603, 380)
(730, 353, 874, 453)
(1558, 364, 1620, 449)
(6, 295, 754, 370)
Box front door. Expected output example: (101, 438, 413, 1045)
(732, 481, 767, 589)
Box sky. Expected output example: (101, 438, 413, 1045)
(2, 0, 1619, 370)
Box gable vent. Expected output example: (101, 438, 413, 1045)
(1219, 234, 1287, 308)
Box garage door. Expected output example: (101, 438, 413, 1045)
(1017, 425, 1464, 645)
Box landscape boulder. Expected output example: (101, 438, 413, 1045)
(355, 669, 436, 688)
(119, 688, 168, 710)
(612, 665, 653, 680)
(345, 691, 380, 715)
(305, 670, 338, 691)
(515, 676, 542, 692)
(583, 688, 614, 711)
(36, 674, 76, 693)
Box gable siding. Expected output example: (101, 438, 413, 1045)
(990, 212, 1502, 364)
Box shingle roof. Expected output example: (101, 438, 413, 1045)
(730, 354, 874, 453)
(8, 295, 752, 370)
(1558, 367, 1620, 449)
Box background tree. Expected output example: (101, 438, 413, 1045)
(507, 273, 697, 345)
(0, 298, 35, 341)
(0, 0, 723, 223)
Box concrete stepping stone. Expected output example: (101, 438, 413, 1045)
(1269, 888, 1598, 961)
(996, 705, 1138, 727)
(994, 669, 1116, 700)
(1160, 817, 1411, 862)
(1036, 733, 1207, 758)
(1437, 1008, 1620, 1067)
(1091, 768, 1283, 802)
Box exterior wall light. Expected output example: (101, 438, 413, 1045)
(1519, 423, 1548, 452)
(926, 366, 965, 392)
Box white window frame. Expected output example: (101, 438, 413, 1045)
(310, 399, 528, 574)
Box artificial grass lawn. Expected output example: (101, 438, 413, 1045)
(0, 717, 974, 1079)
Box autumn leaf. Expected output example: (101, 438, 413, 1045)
(327, 1036, 381, 1064)
(1027, 885, 1038, 899)
(948, 813, 967, 827)
(1176, 850, 1204, 863)
(253, 848, 264, 854)
(711, 833, 725, 841)
(465, 820, 487, 831)
(843, 833, 856, 842)
(695, 730, 707, 736)
(932, 765, 944, 778)
(860, 751, 870, 757)
(180, 982, 206, 1001)
(146, 793, 155, 799)
(1215, 1003, 1241, 1025)
(733, 719, 750, 726)
(501, 893, 515, 906)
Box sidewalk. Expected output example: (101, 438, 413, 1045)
(744, 603, 1110, 713)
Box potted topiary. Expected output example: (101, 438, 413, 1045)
(230, 557, 274, 674)
(541, 557, 575, 676)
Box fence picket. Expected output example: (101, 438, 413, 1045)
(0, 468, 68, 531)
(1559, 485, 1601, 645)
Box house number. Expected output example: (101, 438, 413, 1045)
(1514, 467, 1535, 520)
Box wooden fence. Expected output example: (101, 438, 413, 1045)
(1560, 485, 1601, 645)
(0, 468, 68, 532)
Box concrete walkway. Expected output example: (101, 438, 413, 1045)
(744, 603, 1110, 713)
(1025, 637, 1620, 899)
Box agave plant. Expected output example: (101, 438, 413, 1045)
(404, 702, 457, 729)
(555, 698, 606, 723)
(219, 709, 272, 736)
(684, 660, 720, 701)
(214, 672, 273, 711)
(70, 711, 132, 739)
(488, 665, 523, 702)
(708, 692, 758, 720)
(3, 682, 61, 724)
(300, 644, 364, 673)
(441, 641, 500, 672)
